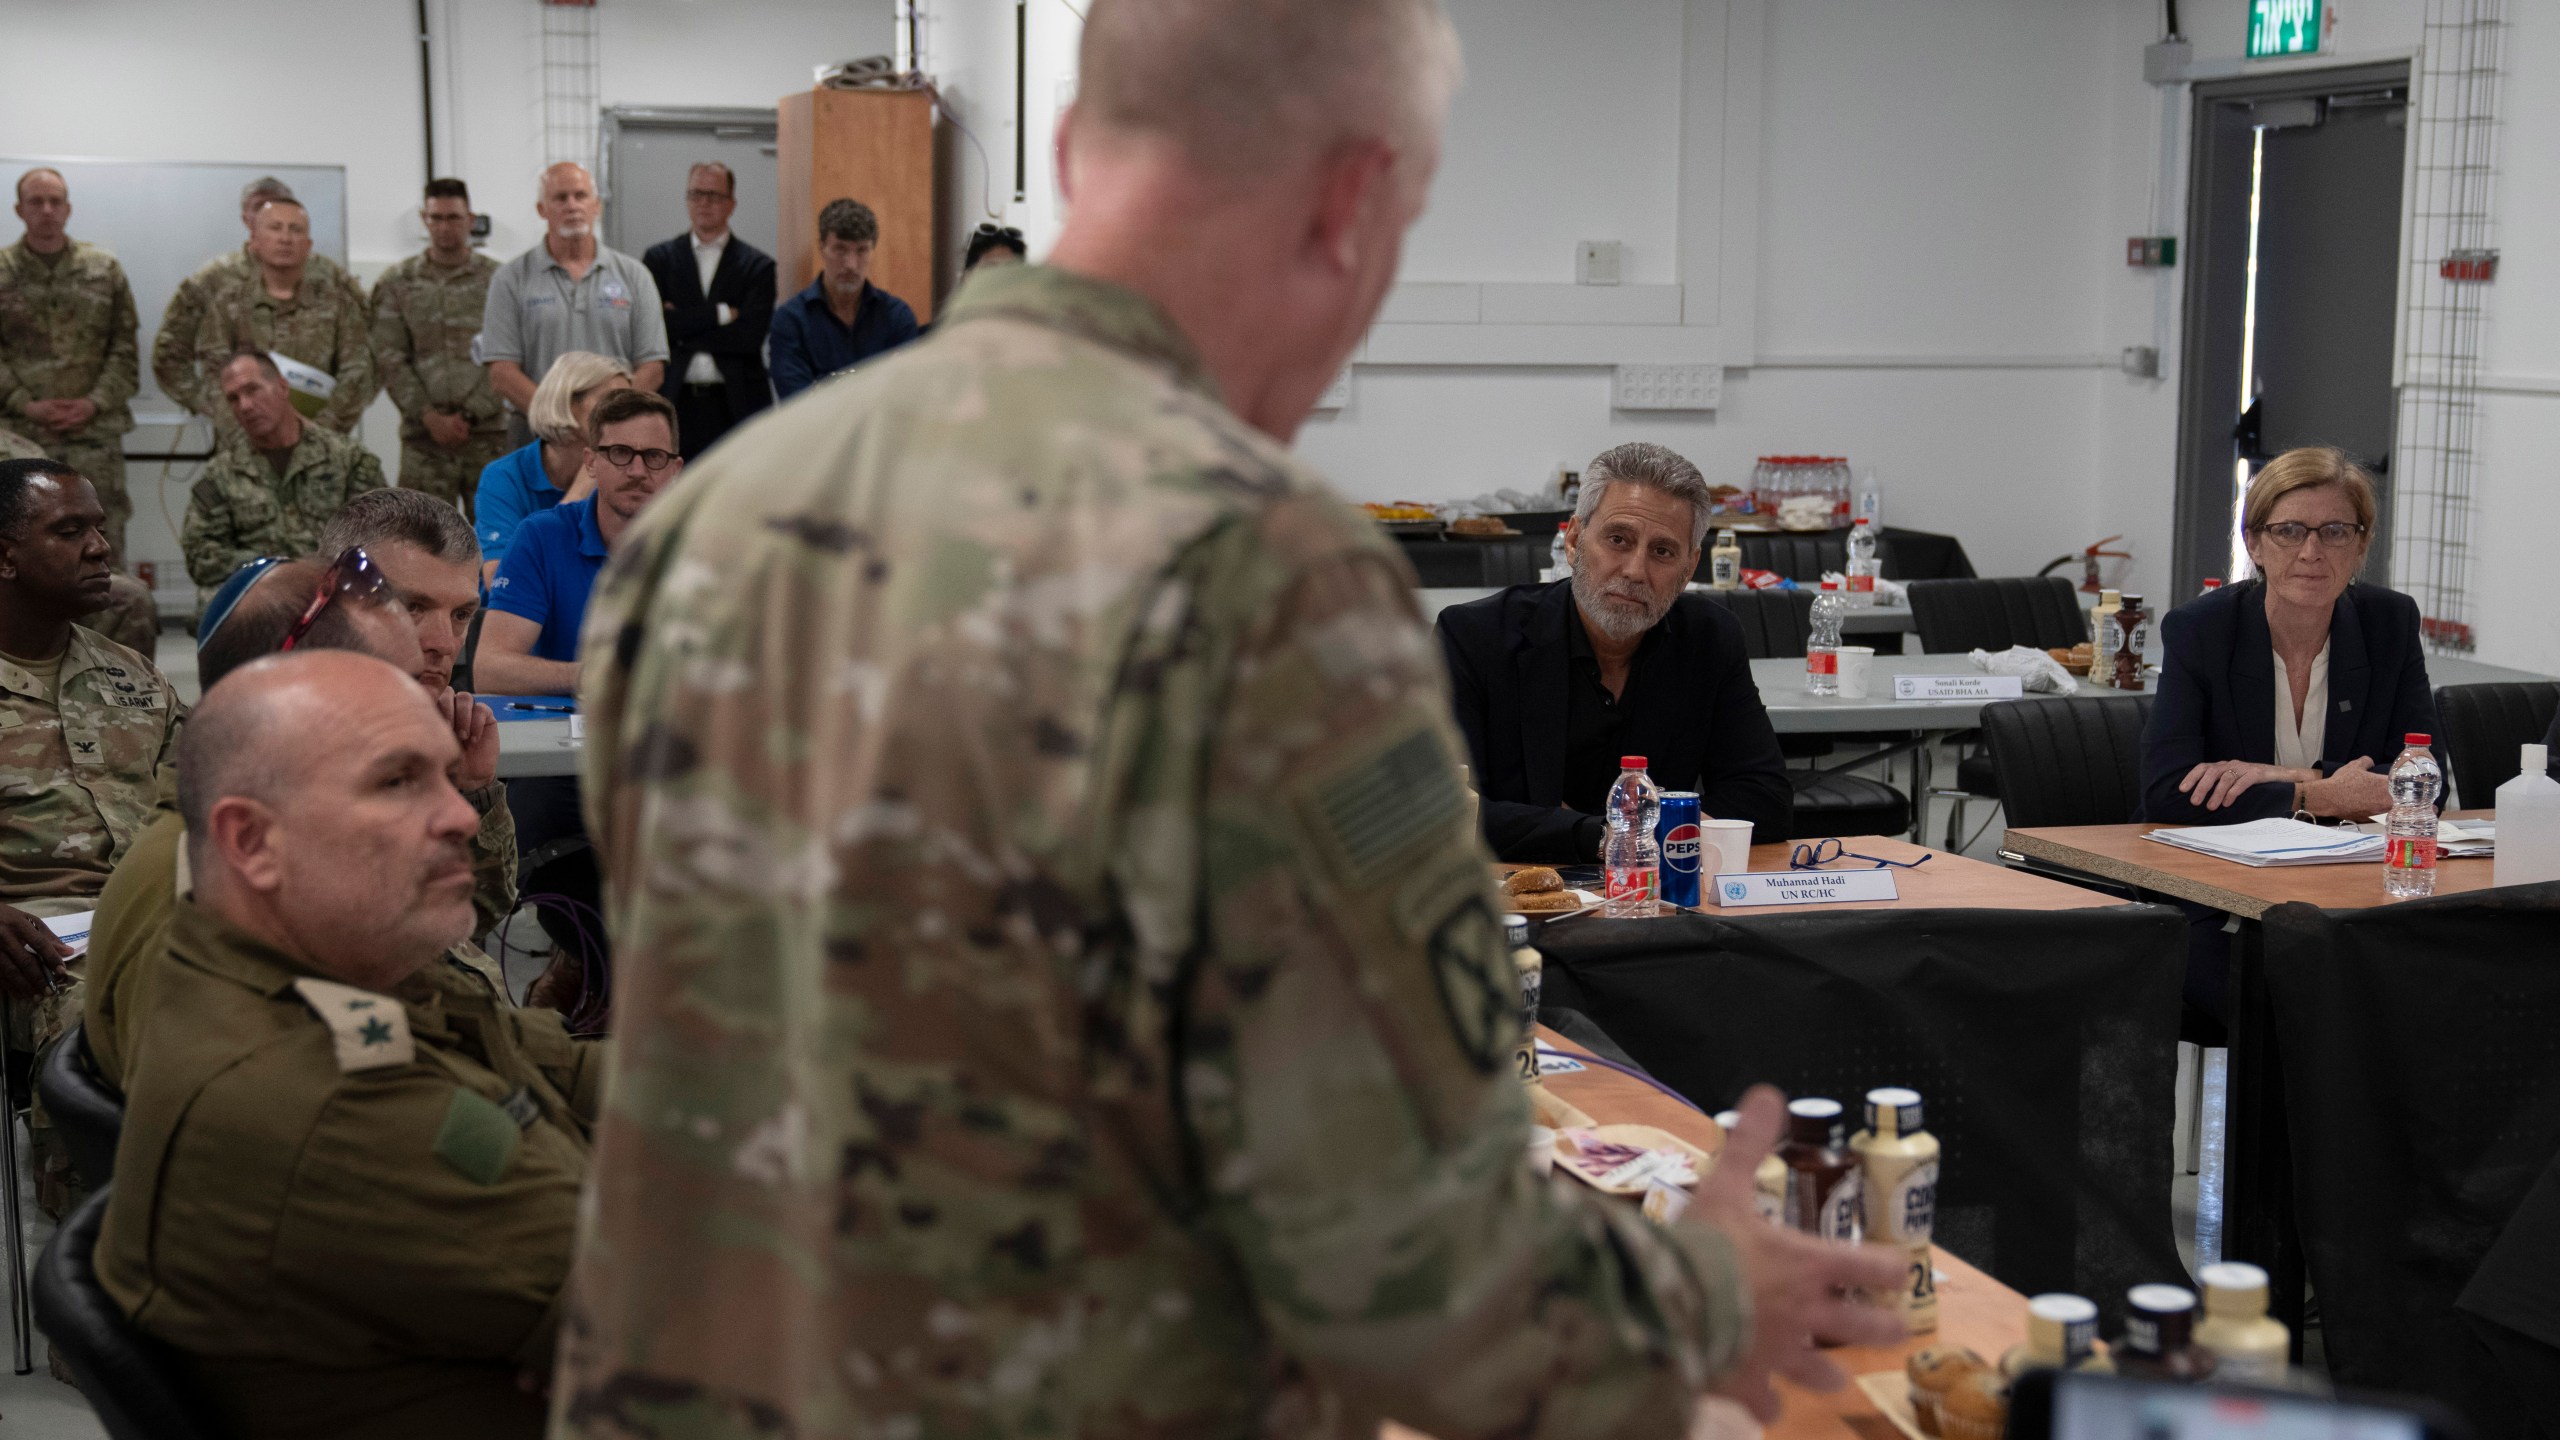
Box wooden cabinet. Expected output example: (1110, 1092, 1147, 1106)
(776, 87, 942, 322)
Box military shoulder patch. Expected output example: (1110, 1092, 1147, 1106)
(1426, 897, 1511, 1074)
(1301, 727, 1470, 881)
(290, 977, 417, 1072)
(433, 1087, 523, 1186)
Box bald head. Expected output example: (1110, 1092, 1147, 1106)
(1077, 0, 1461, 179)
(179, 651, 406, 847)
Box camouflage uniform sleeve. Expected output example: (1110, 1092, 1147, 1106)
(89, 262, 140, 414)
(154, 276, 212, 417)
(467, 784, 520, 939)
(369, 270, 429, 422)
(320, 276, 380, 432)
(1164, 506, 1749, 1440)
(181, 469, 250, 587)
(349, 441, 387, 494)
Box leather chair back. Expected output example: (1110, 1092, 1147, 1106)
(34, 1185, 229, 1440)
(1980, 696, 2154, 829)
(1907, 576, 2088, 654)
(1734, 533, 1847, 583)
(1697, 588, 1815, 659)
(2433, 682, 2560, 809)
(38, 1020, 123, 1191)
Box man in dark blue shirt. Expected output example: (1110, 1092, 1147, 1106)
(768, 198, 920, 401)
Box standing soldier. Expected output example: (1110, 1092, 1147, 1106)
(560, 1, 1902, 1437)
(153, 177, 353, 421)
(373, 179, 507, 516)
(1, 168, 141, 562)
(185, 198, 376, 438)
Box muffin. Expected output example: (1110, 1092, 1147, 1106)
(1937, 1371, 2011, 1440)
(1904, 1346, 1987, 1436)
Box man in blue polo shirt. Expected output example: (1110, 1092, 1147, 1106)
(768, 198, 920, 401)
(475, 387, 682, 695)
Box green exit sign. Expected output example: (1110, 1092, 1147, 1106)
(2248, 0, 2324, 58)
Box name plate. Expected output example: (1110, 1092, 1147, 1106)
(568, 714, 587, 741)
(1892, 675, 2025, 701)
(1709, 870, 1900, 908)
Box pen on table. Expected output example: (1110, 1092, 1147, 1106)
(508, 702, 578, 714)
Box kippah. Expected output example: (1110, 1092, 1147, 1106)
(196, 556, 287, 646)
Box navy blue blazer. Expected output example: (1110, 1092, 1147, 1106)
(1435, 580, 1792, 863)
(2138, 578, 2439, 824)
(641, 233, 777, 421)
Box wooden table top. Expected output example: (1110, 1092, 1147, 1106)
(1385, 1024, 2027, 1440)
(2003, 812, 2499, 921)
(1513, 837, 2126, 922)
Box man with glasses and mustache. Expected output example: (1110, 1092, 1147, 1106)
(1437, 442, 1792, 863)
(95, 650, 595, 1440)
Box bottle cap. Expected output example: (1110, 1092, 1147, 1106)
(1853, 517, 1871, 527)
(1788, 1097, 1843, 1118)
(1863, 1086, 1923, 1137)
(1620, 755, 1647, 769)
(1820, 579, 1840, 591)
(2121, 595, 2144, 608)
(2407, 733, 2432, 747)
(2203, 578, 2224, 588)
(2128, 1284, 2197, 1316)
(2026, 1293, 2101, 1365)
(2525, 744, 2550, 775)
(2198, 1262, 2270, 1318)
(1786, 1097, 1845, 1148)
(1503, 913, 1531, 945)
(1714, 1110, 1741, 1131)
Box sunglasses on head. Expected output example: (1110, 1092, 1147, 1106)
(973, 223, 1026, 243)
(279, 546, 396, 652)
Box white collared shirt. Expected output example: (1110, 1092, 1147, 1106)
(685, 229, 732, 384)
(2273, 641, 2332, 775)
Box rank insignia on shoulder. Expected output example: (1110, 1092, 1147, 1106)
(291, 977, 417, 1071)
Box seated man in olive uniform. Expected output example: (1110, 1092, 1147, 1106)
(98, 650, 593, 1440)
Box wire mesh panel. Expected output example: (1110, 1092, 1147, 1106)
(541, 0, 603, 174)
(2391, 0, 2506, 655)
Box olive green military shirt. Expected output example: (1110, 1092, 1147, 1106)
(0, 238, 140, 447)
(181, 421, 387, 588)
(0, 626, 180, 914)
(99, 900, 598, 1440)
(84, 794, 524, 1089)
(154, 247, 355, 421)
(0, 425, 46, 461)
(370, 250, 507, 444)
(190, 264, 378, 434)
(558, 264, 1747, 1440)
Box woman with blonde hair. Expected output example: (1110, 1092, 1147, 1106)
(2140, 446, 2439, 1018)
(469, 351, 635, 581)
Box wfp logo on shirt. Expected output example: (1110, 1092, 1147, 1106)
(490, 575, 511, 590)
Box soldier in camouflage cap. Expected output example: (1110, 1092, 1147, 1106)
(183, 350, 386, 601)
(152, 177, 355, 421)
(556, 0, 1901, 1435)
(0, 457, 184, 1216)
(183, 198, 378, 437)
(374, 179, 509, 514)
(0, 425, 43, 462)
(2, 168, 141, 562)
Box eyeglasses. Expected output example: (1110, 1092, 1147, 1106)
(279, 546, 396, 652)
(596, 444, 680, 472)
(973, 223, 1025, 243)
(2253, 520, 2368, 549)
(1788, 837, 1933, 872)
(684, 188, 733, 203)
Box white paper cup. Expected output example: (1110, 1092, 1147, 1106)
(1702, 818, 1755, 877)
(1836, 645, 1877, 700)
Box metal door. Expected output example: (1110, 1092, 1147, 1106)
(601, 108, 781, 266)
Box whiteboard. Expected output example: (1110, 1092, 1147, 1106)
(1, 157, 348, 427)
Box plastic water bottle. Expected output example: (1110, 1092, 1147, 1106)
(1857, 469, 1883, 528)
(2384, 734, 2443, 899)
(1603, 756, 1663, 918)
(1806, 580, 1845, 695)
(2495, 743, 2560, 887)
(1845, 519, 1881, 608)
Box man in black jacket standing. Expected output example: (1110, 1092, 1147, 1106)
(642, 163, 775, 460)
(1437, 443, 1791, 863)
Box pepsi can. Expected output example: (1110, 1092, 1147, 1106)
(1656, 791, 1703, 909)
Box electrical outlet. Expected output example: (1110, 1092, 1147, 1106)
(1576, 240, 1624, 287)
(1314, 370, 1352, 410)
(1612, 364, 1722, 412)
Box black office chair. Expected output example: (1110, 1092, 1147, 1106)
(1980, 696, 2153, 895)
(1735, 532, 1847, 584)
(34, 1185, 229, 1440)
(37, 1021, 123, 1192)
(1904, 576, 2093, 848)
(1697, 589, 1912, 838)
(2434, 682, 2560, 809)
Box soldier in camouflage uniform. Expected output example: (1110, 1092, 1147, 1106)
(2, 168, 141, 561)
(374, 180, 509, 513)
(183, 351, 387, 598)
(0, 457, 185, 1219)
(184, 199, 378, 437)
(0, 425, 42, 462)
(556, 2, 1900, 1436)
(152, 176, 354, 421)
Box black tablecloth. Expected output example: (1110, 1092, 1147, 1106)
(1533, 905, 2186, 1316)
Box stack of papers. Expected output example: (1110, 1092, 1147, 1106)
(2144, 819, 2385, 867)
(2357, 816, 2495, 858)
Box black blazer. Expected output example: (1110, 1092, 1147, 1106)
(1436, 581, 1792, 863)
(642, 233, 777, 421)
(2138, 578, 2439, 824)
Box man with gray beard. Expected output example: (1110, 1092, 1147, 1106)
(1437, 442, 1791, 862)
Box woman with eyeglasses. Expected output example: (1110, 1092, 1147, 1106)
(2139, 447, 2439, 1018)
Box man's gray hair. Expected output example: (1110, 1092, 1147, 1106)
(1077, 0, 1463, 177)
(240, 176, 296, 208)
(1574, 442, 1713, 551)
(319, 488, 481, 568)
